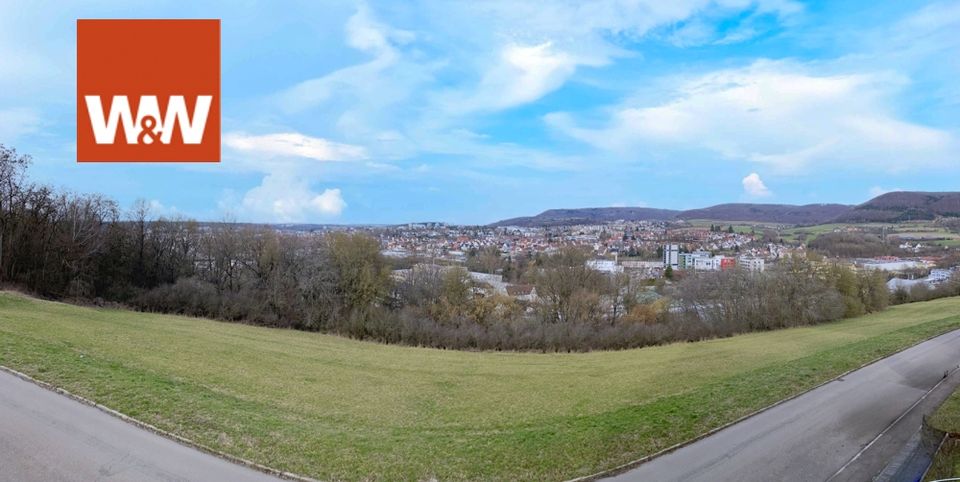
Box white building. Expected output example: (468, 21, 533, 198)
(468, 272, 509, 295)
(928, 268, 954, 283)
(662, 244, 679, 268)
(679, 250, 711, 270)
(621, 260, 663, 269)
(381, 249, 411, 258)
(886, 267, 956, 292)
(739, 257, 765, 272)
(587, 259, 624, 274)
(887, 277, 925, 292)
(693, 256, 720, 271)
(862, 260, 927, 272)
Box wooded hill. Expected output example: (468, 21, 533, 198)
(490, 192, 960, 227)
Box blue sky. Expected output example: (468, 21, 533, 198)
(0, 0, 958, 224)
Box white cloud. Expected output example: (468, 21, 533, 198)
(223, 132, 366, 161)
(547, 60, 957, 172)
(274, 5, 419, 115)
(458, 0, 800, 45)
(310, 188, 347, 216)
(344, 3, 413, 53)
(742, 172, 771, 197)
(447, 42, 601, 114)
(221, 131, 360, 221)
(239, 174, 346, 222)
(433, 0, 800, 114)
(892, 1, 960, 50)
(269, 5, 432, 162)
(147, 199, 180, 217)
(270, 0, 806, 166)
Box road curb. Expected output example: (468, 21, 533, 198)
(564, 326, 960, 482)
(0, 365, 319, 482)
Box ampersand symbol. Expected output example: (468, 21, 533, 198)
(138, 116, 162, 145)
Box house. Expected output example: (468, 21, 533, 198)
(739, 257, 765, 272)
(928, 268, 955, 283)
(587, 259, 624, 274)
(506, 284, 538, 302)
(468, 271, 509, 295)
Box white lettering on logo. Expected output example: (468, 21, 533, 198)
(84, 95, 213, 144)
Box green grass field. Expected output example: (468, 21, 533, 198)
(925, 388, 960, 481)
(776, 221, 955, 245)
(2, 293, 960, 480)
(935, 239, 960, 248)
(930, 389, 960, 434)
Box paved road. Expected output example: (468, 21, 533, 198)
(0, 370, 281, 482)
(608, 328, 960, 482)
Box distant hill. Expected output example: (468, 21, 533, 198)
(489, 192, 960, 227)
(491, 207, 680, 227)
(834, 192, 960, 222)
(677, 203, 853, 225)
(490, 204, 851, 227)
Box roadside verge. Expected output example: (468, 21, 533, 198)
(0, 365, 317, 482)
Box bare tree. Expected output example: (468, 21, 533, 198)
(0, 145, 31, 280)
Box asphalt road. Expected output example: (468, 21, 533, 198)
(608, 328, 960, 482)
(0, 370, 281, 482)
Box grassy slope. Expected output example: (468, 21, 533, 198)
(931, 390, 960, 434)
(1, 293, 959, 481)
(925, 389, 960, 481)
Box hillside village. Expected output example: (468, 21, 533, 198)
(286, 218, 960, 303)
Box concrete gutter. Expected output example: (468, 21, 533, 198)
(875, 420, 946, 482)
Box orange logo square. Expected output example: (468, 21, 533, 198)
(77, 19, 220, 162)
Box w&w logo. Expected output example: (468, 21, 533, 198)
(77, 20, 220, 162)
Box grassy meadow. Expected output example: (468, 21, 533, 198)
(1, 292, 960, 480)
(925, 388, 960, 481)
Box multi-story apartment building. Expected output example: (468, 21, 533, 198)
(662, 244, 679, 268)
(738, 257, 765, 272)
